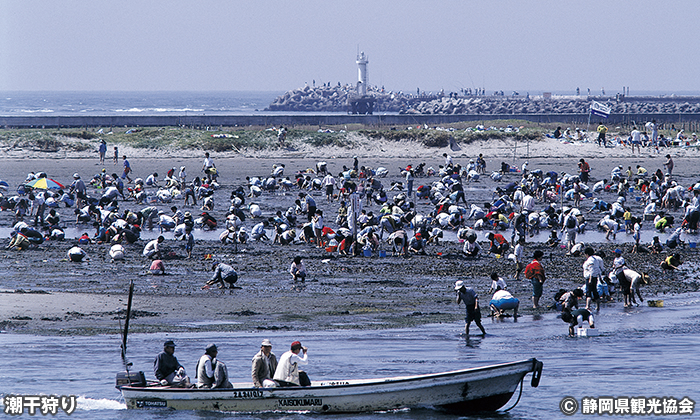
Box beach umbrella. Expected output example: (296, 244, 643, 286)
(25, 177, 65, 190)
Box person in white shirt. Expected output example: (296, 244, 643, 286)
(68, 246, 87, 262)
(322, 173, 336, 202)
(273, 341, 309, 386)
(488, 272, 507, 293)
(143, 236, 164, 259)
(489, 288, 519, 318)
(582, 247, 603, 312)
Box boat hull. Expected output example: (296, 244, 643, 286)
(120, 358, 541, 414)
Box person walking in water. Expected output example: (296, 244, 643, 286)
(455, 280, 486, 336)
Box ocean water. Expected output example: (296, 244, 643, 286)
(0, 91, 283, 116)
(1, 291, 699, 419)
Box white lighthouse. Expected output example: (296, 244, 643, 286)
(356, 51, 369, 96)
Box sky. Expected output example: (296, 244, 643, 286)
(2, 0, 700, 94)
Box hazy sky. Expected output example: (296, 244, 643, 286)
(2, 0, 700, 94)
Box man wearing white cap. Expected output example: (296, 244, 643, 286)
(252, 339, 278, 388)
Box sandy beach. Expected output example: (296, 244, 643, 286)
(1, 133, 699, 336)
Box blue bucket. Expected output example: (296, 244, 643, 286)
(363, 248, 372, 257)
(635, 196, 642, 202)
(585, 192, 593, 198)
(690, 242, 697, 249)
(379, 250, 387, 257)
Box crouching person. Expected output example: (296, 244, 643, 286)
(562, 308, 595, 337)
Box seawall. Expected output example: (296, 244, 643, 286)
(2, 113, 700, 129)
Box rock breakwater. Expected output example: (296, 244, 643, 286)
(267, 85, 700, 116)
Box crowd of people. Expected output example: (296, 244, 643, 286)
(1, 135, 696, 340)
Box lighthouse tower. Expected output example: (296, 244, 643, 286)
(356, 51, 369, 96)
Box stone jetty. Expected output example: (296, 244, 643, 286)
(267, 85, 700, 116)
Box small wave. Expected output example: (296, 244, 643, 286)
(19, 109, 55, 113)
(113, 108, 146, 113)
(151, 107, 205, 113)
(77, 396, 126, 411)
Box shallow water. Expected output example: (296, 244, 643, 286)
(2, 291, 699, 419)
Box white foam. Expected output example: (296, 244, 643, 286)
(76, 396, 126, 411)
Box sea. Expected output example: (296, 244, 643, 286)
(0, 91, 284, 116)
(2, 291, 699, 420)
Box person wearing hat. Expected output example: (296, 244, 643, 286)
(153, 340, 189, 386)
(561, 209, 578, 255)
(455, 280, 486, 336)
(273, 341, 309, 387)
(252, 339, 278, 388)
(203, 261, 238, 289)
(69, 173, 87, 209)
(196, 344, 218, 388)
(194, 344, 231, 389)
(524, 250, 546, 309)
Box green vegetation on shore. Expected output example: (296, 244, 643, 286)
(0, 120, 571, 153)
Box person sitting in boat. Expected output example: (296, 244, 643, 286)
(154, 340, 190, 387)
(252, 339, 278, 388)
(273, 341, 310, 387)
(196, 343, 232, 389)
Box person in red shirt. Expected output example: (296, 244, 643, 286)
(487, 232, 510, 255)
(524, 250, 546, 309)
(578, 158, 591, 184)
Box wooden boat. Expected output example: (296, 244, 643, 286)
(117, 358, 542, 414)
(116, 281, 543, 414)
